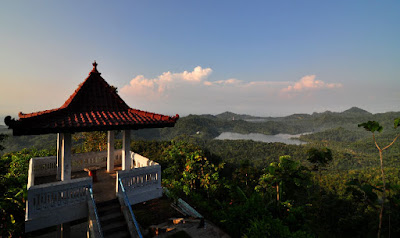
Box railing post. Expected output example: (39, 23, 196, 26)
(116, 172, 120, 194)
(107, 131, 115, 172)
(25, 187, 33, 221)
(57, 133, 63, 181)
(122, 130, 131, 170)
(27, 159, 34, 188)
(157, 165, 162, 188)
(61, 133, 71, 181)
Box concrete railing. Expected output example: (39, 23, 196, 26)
(117, 153, 162, 205)
(27, 159, 34, 189)
(30, 149, 123, 178)
(25, 177, 92, 232)
(117, 178, 143, 238)
(87, 186, 103, 238)
(131, 151, 159, 168)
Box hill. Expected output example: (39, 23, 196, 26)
(341, 106, 372, 115)
(215, 111, 262, 121)
(2, 107, 399, 154)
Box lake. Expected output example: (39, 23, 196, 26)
(215, 132, 307, 145)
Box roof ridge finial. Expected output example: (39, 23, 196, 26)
(91, 60, 100, 74)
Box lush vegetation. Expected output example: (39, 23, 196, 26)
(0, 148, 55, 237)
(129, 138, 400, 238)
(2, 107, 400, 237)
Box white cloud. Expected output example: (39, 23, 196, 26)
(120, 67, 345, 116)
(281, 75, 342, 93)
(204, 78, 243, 86)
(121, 66, 212, 96)
(180, 66, 212, 82)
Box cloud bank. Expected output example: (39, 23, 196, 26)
(281, 75, 342, 93)
(121, 66, 212, 97)
(120, 66, 344, 116)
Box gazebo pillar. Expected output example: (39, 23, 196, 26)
(58, 133, 72, 238)
(56, 133, 63, 180)
(107, 131, 115, 172)
(61, 133, 72, 181)
(122, 130, 131, 170)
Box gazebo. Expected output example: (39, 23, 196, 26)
(5, 62, 179, 236)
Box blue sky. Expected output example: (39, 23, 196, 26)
(1, 1, 399, 122)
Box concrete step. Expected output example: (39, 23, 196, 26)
(104, 229, 131, 238)
(97, 198, 119, 208)
(102, 219, 125, 230)
(102, 220, 129, 234)
(97, 199, 130, 238)
(101, 212, 125, 225)
(97, 201, 121, 216)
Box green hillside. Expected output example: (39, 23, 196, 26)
(2, 107, 400, 154)
(2, 107, 400, 237)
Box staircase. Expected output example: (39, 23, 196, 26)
(97, 199, 130, 238)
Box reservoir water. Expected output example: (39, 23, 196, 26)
(215, 132, 307, 145)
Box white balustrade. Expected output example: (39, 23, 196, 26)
(119, 165, 161, 190)
(30, 149, 123, 178)
(131, 151, 159, 168)
(117, 153, 162, 205)
(25, 177, 92, 232)
(32, 156, 57, 177)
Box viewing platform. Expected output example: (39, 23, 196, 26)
(26, 149, 161, 237)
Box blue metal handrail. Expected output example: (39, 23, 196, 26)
(118, 178, 143, 238)
(88, 185, 104, 238)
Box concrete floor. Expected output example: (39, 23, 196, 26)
(92, 166, 121, 203)
(35, 165, 122, 203)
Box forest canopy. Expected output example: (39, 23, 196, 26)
(1, 108, 400, 237)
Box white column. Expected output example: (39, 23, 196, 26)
(122, 130, 131, 170)
(27, 159, 34, 188)
(56, 133, 63, 181)
(107, 131, 115, 172)
(61, 133, 72, 181)
(58, 133, 71, 237)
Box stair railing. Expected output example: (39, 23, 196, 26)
(87, 186, 104, 238)
(118, 178, 143, 238)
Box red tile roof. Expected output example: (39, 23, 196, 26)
(5, 62, 179, 135)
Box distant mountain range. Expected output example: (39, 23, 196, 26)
(130, 107, 400, 141)
(213, 107, 373, 121)
(1, 107, 399, 154)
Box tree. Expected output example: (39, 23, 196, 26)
(358, 118, 400, 238)
(161, 141, 224, 198)
(307, 147, 333, 194)
(0, 148, 54, 237)
(232, 159, 259, 194)
(307, 147, 332, 172)
(256, 155, 311, 204)
(73, 131, 107, 152)
(0, 133, 7, 152)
